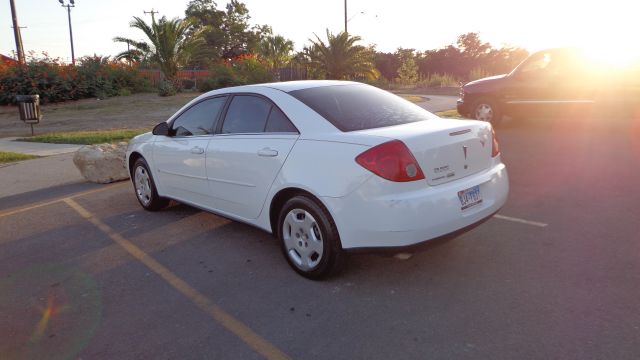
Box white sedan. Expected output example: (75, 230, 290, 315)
(127, 81, 509, 279)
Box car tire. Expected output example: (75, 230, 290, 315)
(131, 158, 170, 211)
(472, 97, 503, 126)
(278, 195, 346, 280)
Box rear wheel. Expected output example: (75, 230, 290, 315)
(278, 196, 346, 279)
(472, 97, 502, 126)
(132, 158, 169, 211)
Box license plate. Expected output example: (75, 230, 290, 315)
(457, 185, 482, 210)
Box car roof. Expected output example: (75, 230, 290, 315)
(246, 80, 361, 93)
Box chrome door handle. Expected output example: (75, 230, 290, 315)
(191, 146, 205, 154)
(257, 148, 278, 157)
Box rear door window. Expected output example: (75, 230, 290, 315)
(221, 95, 298, 134)
(289, 84, 435, 131)
(222, 96, 272, 134)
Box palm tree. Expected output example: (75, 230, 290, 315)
(305, 30, 378, 80)
(113, 38, 151, 64)
(113, 16, 206, 81)
(257, 35, 294, 78)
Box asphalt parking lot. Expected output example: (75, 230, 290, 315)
(1, 110, 639, 359)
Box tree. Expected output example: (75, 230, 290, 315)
(397, 57, 418, 85)
(456, 33, 490, 59)
(185, 0, 270, 60)
(257, 35, 294, 77)
(305, 30, 378, 80)
(114, 16, 206, 81)
(112, 38, 151, 64)
(374, 52, 401, 81)
(415, 33, 528, 81)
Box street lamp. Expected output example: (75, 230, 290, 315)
(58, 0, 76, 65)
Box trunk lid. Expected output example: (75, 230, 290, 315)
(354, 119, 494, 186)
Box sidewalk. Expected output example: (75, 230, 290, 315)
(0, 137, 85, 198)
(0, 137, 81, 156)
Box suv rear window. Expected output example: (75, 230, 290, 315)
(289, 84, 435, 131)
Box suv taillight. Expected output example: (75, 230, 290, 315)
(491, 127, 500, 157)
(355, 140, 425, 182)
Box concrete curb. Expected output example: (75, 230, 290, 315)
(0, 137, 82, 156)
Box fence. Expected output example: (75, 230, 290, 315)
(139, 66, 309, 88)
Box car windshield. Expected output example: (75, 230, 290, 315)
(289, 84, 436, 131)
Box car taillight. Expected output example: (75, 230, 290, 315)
(491, 127, 500, 157)
(355, 140, 425, 182)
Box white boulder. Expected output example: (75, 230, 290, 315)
(73, 142, 129, 184)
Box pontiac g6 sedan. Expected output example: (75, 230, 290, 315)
(126, 81, 509, 279)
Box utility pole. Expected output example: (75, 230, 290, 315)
(59, 0, 76, 66)
(9, 0, 26, 64)
(344, 0, 347, 34)
(143, 8, 159, 24)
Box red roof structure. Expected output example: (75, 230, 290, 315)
(1, 54, 18, 65)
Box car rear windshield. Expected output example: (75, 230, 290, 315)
(289, 84, 435, 131)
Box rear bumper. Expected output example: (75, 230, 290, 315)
(322, 160, 509, 249)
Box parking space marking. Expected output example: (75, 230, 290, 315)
(0, 182, 128, 219)
(493, 214, 548, 228)
(62, 198, 290, 360)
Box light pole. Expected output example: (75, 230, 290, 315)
(58, 0, 76, 65)
(344, 0, 347, 34)
(10, 0, 26, 64)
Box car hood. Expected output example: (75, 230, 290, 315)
(464, 74, 508, 87)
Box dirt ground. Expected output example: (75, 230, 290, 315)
(0, 93, 198, 137)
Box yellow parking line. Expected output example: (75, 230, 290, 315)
(63, 198, 290, 360)
(0, 182, 128, 219)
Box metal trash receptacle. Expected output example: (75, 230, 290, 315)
(16, 94, 42, 135)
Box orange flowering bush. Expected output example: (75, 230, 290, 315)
(0, 52, 149, 105)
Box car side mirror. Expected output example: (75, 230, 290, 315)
(152, 122, 170, 136)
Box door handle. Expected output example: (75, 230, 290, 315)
(191, 146, 205, 154)
(257, 148, 278, 157)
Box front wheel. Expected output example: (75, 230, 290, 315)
(132, 158, 169, 211)
(278, 196, 346, 280)
(472, 98, 502, 126)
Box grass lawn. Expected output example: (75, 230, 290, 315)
(435, 110, 465, 119)
(19, 129, 149, 145)
(0, 92, 196, 138)
(400, 95, 426, 103)
(0, 151, 38, 164)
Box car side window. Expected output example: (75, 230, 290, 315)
(222, 96, 272, 134)
(519, 53, 553, 74)
(265, 106, 297, 133)
(171, 97, 227, 137)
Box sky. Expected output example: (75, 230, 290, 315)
(2, 0, 638, 63)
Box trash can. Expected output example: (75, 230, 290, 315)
(16, 94, 42, 135)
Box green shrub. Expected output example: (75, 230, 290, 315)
(181, 79, 196, 90)
(158, 80, 177, 97)
(199, 57, 273, 93)
(117, 88, 132, 96)
(235, 58, 273, 84)
(417, 73, 459, 88)
(468, 67, 491, 81)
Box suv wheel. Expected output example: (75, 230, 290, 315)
(472, 98, 502, 126)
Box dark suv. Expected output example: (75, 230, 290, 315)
(457, 48, 597, 124)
